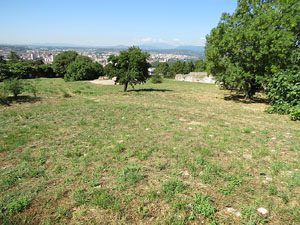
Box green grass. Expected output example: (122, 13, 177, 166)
(0, 78, 300, 224)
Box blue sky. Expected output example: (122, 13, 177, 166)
(0, 0, 237, 46)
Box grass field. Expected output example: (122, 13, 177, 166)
(1, 78, 300, 224)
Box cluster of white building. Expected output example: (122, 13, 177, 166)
(0, 46, 199, 66)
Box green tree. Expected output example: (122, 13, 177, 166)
(205, 0, 300, 98)
(4, 78, 24, 98)
(0, 64, 10, 81)
(154, 62, 169, 77)
(64, 55, 104, 81)
(171, 61, 184, 75)
(106, 47, 151, 92)
(8, 62, 32, 79)
(188, 61, 195, 73)
(7, 51, 21, 64)
(194, 59, 206, 72)
(52, 51, 78, 77)
(38, 64, 56, 78)
(0, 56, 6, 64)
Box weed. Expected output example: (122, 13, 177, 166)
(6, 197, 28, 214)
(192, 193, 216, 219)
(72, 188, 89, 205)
(268, 185, 278, 196)
(271, 160, 285, 175)
(146, 190, 160, 200)
(118, 163, 144, 186)
(91, 189, 121, 211)
(61, 89, 71, 98)
(156, 161, 168, 171)
(162, 179, 185, 196)
(200, 173, 212, 184)
(55, 207, 71, 220)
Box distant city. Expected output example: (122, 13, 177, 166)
(0, 44, 204, 66)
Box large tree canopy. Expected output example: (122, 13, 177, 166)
(205, 0, 300, 98)
(52, 51, 78, 77)
(64, 55, 104, 81)
(106, 47, 151, 92)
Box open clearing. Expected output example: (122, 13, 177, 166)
(0, 78, 299, 224)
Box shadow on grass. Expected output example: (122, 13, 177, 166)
(128, 88, 173, 92)
(224, 94, 269, 104)
(1, 96, 41, 106)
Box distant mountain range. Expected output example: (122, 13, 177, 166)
(1, 43, 205, 58)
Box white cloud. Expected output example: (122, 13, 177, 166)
(138, 36, 206, 46)
(140, 37, 168, 44)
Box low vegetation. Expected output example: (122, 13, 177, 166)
(0, 78, 299, 224)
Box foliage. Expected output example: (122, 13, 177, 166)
(194, 59, 206, 72)
(6, 198, 28, 214)
(265, 70, 300, 120)
(162, 179, 185, 195)
(4, 78, 24, 98)
(52, 51, 78, 77)
(119, 163, 144, 186)
(7, 51, 21, 64)
(0, 86, 9, 105)
(154, 62, 170, 77)
(205, 0, 300, 98)
(1, 57, 55, 79)
(0, 55, 5, 64)
(170, 61, 186, 75)
(106, 46, 151, 91)
(72, 188, 89, 205)
(91, 189, 120, 211)
(151, 73, 163, 83)
(38, 64, 56, 78)
(0, 63, 10, 81)
(64, 56, 104, 81)
(8, 62, 32, 79)
(193, 194, 216, 219)
(188, 61, 195, 73)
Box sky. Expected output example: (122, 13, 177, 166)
(0, 0, 237, 47)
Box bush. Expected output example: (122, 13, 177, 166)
(25, 80, 38, 97)
(265, 70, 300, 120)
(151, 73, 163, 83)
(64, 60, 104, 81)
(289, 105, 300, 121)
(0, 86, 9, 105)
(4, 78, 24, 98)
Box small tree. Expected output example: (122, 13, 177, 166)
(8, 62, 32, 79)
(106, 47, 151, 92)
(7, 51, 21, 64)
(0, 63, 10, 81)
(154, 62, 169, 77)
(4, 78, 24, 98)
(65, 56, 104, 81)
(194, 59, 206, 72)
(52, 51, 78, 77)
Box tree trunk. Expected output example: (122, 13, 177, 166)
(124, 82, 128, 92)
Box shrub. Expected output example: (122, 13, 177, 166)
(151, 73, 163, 84)
(24, 80, 38, 97)
(265, 70, 300, 120)
(4, 78, 24, 98)
(64, 56, 104, 81)
(289, 105, 300, 121)
(0, 86, 9, 105)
